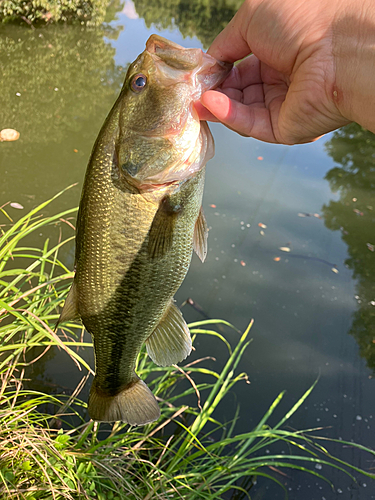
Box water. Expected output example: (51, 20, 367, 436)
(1, 4, 375, 499)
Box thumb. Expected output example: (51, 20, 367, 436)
(201, 90, 278, 143)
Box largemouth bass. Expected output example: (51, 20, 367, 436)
(57, 35, 231, 426)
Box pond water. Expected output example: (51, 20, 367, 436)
(1, 2, 375, 498)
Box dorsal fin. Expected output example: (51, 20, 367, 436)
(146, 301, 192, 366)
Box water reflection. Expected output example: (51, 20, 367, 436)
(324, 124, 375, 373)
(0, 23, 125, 211)
(133, 0, 242, 47)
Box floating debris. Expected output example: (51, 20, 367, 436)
(352, 197, 357, 202)
(273, 257, 281, 262)
(0, 129, 20, 142)
(258, 223, 267, 228)
(260, 230, 265, 236)
(297, 212, 321, 219)
(366, 243, 374, 252)
(10, 202, 24, 209)
(73, 149, 78, 153)
(209, 204, 216, 208)
(331, 267, 339, 274)
(279, 247, 291, 252)
(240, 260, 246, 267)
(257, 156, 263, 160)
(353, 209, 364, 216)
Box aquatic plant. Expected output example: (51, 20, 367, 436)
(0, 189, 374, 499)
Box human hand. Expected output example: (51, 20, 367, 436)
(198, 0, 375, 144)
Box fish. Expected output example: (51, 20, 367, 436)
(57, 34, 232, 426)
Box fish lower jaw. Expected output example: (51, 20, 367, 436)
(137, 179, 179, 194)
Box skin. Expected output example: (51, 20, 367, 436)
(196, 0, 375, 144)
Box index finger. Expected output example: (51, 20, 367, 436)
(207, 1, 252, 62)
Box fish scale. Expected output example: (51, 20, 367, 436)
(82, 168, 204, 391)
(57, 34, 232, 425)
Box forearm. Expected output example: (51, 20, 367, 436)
(332, 0, 375, 133)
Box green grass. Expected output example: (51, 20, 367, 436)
(0, 188, 374, 499)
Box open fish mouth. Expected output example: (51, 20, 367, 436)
(116, 35, 233, 192)
(146, 34, 232, 95)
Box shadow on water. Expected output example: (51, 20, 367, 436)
(323, 124, 375, 374)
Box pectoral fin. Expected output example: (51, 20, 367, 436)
(146, 301, 192, 366)
(148, 196, 182, 259)
(193, 206, 208, 262)
(55, 281, 80, 329)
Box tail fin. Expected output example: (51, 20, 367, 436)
(88, 378, 160, 426)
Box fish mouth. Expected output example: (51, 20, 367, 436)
(195, 57, 232, 92)
(146, 34, 232, 94)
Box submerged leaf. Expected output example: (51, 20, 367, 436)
(10, 202, 24, 210)
(0, 128, 20, 141)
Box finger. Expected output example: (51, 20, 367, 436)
(222, 84, 265, 106)
(201, 90, 278, 143)
(207, 3, 253, 62)
(194, 101, 219, 122)
(221, 55, 262, 90)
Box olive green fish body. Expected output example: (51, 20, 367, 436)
(57, 35, 232, 425)
(76, 137, 205, 392)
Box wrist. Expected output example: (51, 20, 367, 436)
(333, 0, 375, 132)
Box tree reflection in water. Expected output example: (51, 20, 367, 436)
(324, 124, 375, 373)
(133, 0, 242, 47)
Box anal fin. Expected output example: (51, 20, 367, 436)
(146, 301, 192, 366)
(55, 281, 80, 329)
(193, 206, 208, 262)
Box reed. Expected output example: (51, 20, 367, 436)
(1, 189, 374, 499)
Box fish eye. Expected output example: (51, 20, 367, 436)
(131, 73, 147, 92)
